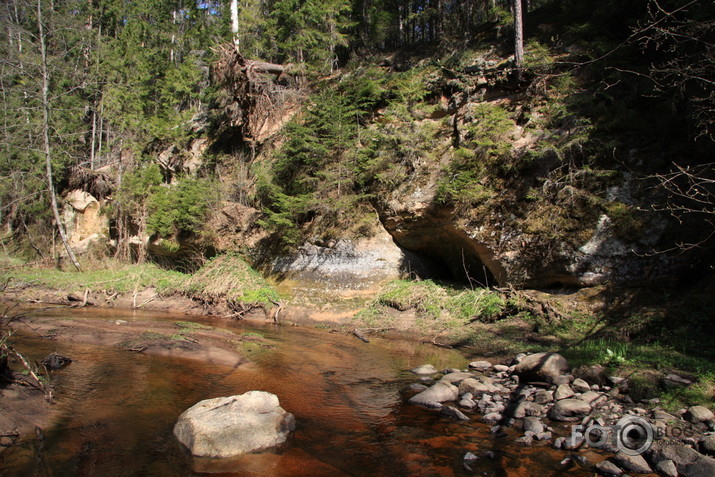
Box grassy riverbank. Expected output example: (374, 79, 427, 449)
(0, 254, 279, 311)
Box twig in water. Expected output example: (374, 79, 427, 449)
(351, 327, 394, 343)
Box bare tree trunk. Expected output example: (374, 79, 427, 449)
(89, 104, 97, 169)
(97, 97, 103, 164)
(230, 0, 240, 50)
(513, 0, 524, 69)
(37, 0, 82, 272)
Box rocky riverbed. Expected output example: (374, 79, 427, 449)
(405, 352, 715, 477)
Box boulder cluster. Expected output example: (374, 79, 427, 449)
(407, 352, 715, 476)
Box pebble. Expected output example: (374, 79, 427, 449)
(572, 378, 590, 393)
(458, 398, 476, 409)
(469, 360, 492, 371)
(523, 416, 544, 434)
(555, 384, 575, 400)
(463, 451, 479, 472)
(411, 364, 438, 375)
(515, 434, 533, 445)
(701, 434, 715, 456)
(654, 459, 677, 477)
(562, 435, 585, 451)
(483, 412, 502, 424)
(612, 451, 652, 474)
(595, 460, 623, 475)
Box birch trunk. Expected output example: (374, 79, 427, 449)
(230, 0, 240, 50)
(37, 0, 82, 272)
(513, 0, 524, 69)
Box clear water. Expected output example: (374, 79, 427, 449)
(0, 308, 599, 476)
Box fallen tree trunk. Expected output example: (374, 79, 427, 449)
(246, 60, 286, 76)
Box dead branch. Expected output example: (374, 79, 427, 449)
(351, 327, 395, 343)
(226, 301, 257, 319)
(352, 329, 370, 343)
(268, 299, 282, 323)
(428, 328, 454, 348)
(137, 294, 157, 308)
(6, 347, 52, 402)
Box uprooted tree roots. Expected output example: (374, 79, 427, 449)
(212, 44, 300, 144)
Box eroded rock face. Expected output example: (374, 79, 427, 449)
(173, 391, 295, 458)
(372, 171, 669, 288)
(62, 190, 109, 254)
(269, 228, 436, 287)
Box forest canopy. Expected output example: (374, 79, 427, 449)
(0, 0, 712, 266)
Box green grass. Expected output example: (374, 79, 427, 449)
(1, 262, 187, 295)
(375, 279, 506, 322)
(559, 330, 715, 412)
(241, 332, 264, 339)
(174, 321, 212, 330)
(355, 279, 507, 333)
(1, 254, 280, 310)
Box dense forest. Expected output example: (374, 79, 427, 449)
(0, 0, 713, 284)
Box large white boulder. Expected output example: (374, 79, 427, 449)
(173, 391, 295, 458)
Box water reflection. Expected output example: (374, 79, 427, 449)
(1, 309, 595, 476)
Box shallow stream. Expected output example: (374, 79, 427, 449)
(1, 308, 599, 476)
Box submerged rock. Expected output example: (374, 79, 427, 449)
(463, 451, 479, 471)
(173, 391, 295, 458)
(441, 406, 470, 421)
(41, 353, 72, 370)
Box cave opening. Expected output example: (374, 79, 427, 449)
(393, 225, 502, 289)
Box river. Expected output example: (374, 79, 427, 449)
(0, 308, 600, 476)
